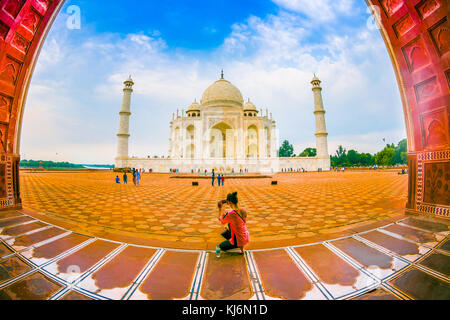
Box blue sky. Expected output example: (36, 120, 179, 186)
(21, 0, 406, 164)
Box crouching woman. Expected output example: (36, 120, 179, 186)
(217, 192, 250, 254)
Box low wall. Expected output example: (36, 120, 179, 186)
(116, 157, 331, 173)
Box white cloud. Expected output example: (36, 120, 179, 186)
(272, 0, 356, 21)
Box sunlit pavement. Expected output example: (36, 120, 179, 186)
(20, 170, 408, 250)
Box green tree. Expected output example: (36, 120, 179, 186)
(375, 146, 396, 166)
(299, 147, 317, 157)
(19, 160, 85, 169)
(334, 145, 347, 167)
(347, 149, 360, 166)
(394, 139, 407, 164)
(278, 140, 294, 157)
(400, 152, 407, 164)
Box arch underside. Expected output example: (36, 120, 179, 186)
(0, 0, 448, 218)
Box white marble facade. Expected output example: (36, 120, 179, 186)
(115, 74, 330, 173)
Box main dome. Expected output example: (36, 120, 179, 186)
(200, 78, 244, 108)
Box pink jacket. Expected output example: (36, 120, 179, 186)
(220, 209, 250, 247)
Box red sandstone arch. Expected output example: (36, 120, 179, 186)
(0, 0, 448, 218)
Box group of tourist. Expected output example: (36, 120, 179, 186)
(281, 168, 306, 173)
(115, 168, 141, 186)
(211, 169, 225, 186)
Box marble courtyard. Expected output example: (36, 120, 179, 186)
(0, 170, 448, 300)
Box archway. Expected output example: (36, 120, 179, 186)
(186, 125, 195, 159)
(209, 122, 233, 159)
(247, 125, 259, 158)
(0, 0, 448, 219)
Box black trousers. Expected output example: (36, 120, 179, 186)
(219, 225, 238, 251)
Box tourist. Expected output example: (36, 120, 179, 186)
(135, 170, 141, 186)
(123, 172, 128, 184)
(217, 192, 250, 254)
(221, 174, 225, 186)
(217, 174, 221, 186)
(115, 176, 120, 184)
(212, 169, 215, 186)
(132, 168, 137, 185)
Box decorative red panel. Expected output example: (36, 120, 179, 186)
(10, 32, 29, 53)
(402, 36, 431, 73)
(429, 17, 449, 57)
(394, 14, 416, 38)
(2, 0, 26, 19)
(0, 94, 11, 122)
(380, 0, 405, 17)
(423, 162, 450, 206)
(415, 0, 441, 20)
(414, 76, 439, 103)
(420, 106, 449, 149)
(0, 56, 21, 85)
(21, 7, 40, 33)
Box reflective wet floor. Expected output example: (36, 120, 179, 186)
(0, 210, 448, 300)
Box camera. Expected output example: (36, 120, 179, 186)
(218, 199, 227, 209)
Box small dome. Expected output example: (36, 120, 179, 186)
(244, 99, 257, 111)
(201, 78, 244, 108)
(187, 100, 201, 111)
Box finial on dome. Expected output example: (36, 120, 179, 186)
(221, 70, 224, 79)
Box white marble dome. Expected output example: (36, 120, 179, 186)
(201, 78, 244, 108)
(187, 100, 201, 111)
(244, 99, 257, 111)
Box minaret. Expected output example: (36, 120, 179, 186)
(116, 76, 134, 165)
(311, 75, 329, 159)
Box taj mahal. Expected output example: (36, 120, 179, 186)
(115, 72, 330, 173)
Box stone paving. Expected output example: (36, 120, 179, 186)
(0, 210, 448, 300)
(20, 171, 408, 250)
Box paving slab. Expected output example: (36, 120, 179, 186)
(389, 268, 450, 300)
(200, 252, 253, 300)
(77, 245, 157, 299)
(131, 250, 199, 300)
(252, 249, 324, 300)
